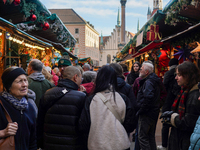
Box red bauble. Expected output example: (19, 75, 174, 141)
(30, 14, 37, 21)
(13, 0, 20, 6)
(42, 22, 49, 30)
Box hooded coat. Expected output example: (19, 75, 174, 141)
(28, 73, 54, 108)
(117, 76, 137, 108)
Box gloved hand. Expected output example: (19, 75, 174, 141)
(160, 111, 174, 119)
(160, 111, 174, 125)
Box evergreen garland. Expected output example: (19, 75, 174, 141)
(164, 0, 199, 26)
(20, 0, 49, 25)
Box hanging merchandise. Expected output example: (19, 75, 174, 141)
(13, 0, 20, 6)
(173, 46, 193, 61)
(158, 49, 170, 67)
(146, 22, 161, 41)
(30, 14, 37, 22)
(128, 44, 133, 54)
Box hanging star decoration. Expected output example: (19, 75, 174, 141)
(191, 42, 200, 53)
(173, 46, 193, 61)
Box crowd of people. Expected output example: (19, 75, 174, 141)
(0, 53, 200, 150)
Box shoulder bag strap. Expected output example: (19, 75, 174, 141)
(0, 100, 12, 123)
(96, 92, 122, 123)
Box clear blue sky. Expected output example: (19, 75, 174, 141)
(42, 0, 169, 36)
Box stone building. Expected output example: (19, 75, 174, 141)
(99, 7, 134, 66)
(49, 9, 99, 66)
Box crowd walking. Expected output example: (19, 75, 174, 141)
(1, 56, 200, 150)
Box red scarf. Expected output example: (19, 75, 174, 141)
(171, 86, 189, 119)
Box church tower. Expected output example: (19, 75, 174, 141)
(137, 19, 140, 32)
(147, 6, 151, 20)
(120, 0, 127, 45)
(117, 7, 120, 27)
(153, 0, 162, 10)
(100, 31, 104, 50)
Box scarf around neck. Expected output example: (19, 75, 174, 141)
(171, 86, 189, 119)
(2, 91, 28, 111)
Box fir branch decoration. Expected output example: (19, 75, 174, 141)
(164, 0, 199, 26)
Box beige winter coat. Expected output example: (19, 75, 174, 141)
(88, 90, 131, 150)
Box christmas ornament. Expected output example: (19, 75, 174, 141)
(42, 22, 49, 30)
(173, 46, 193, 61)
(30, 14, 37, 22)
(3, 0, 6, 4)
(13, 0, 20, 6)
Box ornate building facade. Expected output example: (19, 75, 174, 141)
(99, 8, 134, 66)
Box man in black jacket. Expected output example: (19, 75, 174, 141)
(136, 61, 161, 150)
(37, 66, 87, 150)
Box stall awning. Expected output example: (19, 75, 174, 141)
(161, 22, 200, 43)
(32, 34, 78, 59)
(0, 17, 52, 47)
(132, 41, 163, 58)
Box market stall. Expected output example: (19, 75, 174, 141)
(78, 57, 93, 66)
(0, 17, 53, 90)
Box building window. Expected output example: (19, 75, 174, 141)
(75, 48, 79, 55)
(107, 54, 111, 64)
(75, 38, 79, 44)
(75, 28, 79, 34)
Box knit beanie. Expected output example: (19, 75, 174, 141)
(1, 67, 27, 91)
(58, 52, 72, 67)
(168, 58, 178, 67)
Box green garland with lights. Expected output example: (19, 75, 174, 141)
(164, 0, 199, 26)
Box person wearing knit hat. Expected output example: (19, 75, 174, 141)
(58, 52, 72, 78)
(0, 66, 37, 150)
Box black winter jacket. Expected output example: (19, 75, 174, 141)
(168, 84, 200, 150)
(117, 77, 137, 108)
(162, 67, 181, 112)
(136, 73, 161, 121)
(37, 79, 87, 150)
(0, 96, 37, 150)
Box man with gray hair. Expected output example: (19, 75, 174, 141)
(82, 63, 90, 72)
(27, 59, 54, 108)
(136, 61, 161, 150)
(37, 66, 87, 150)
